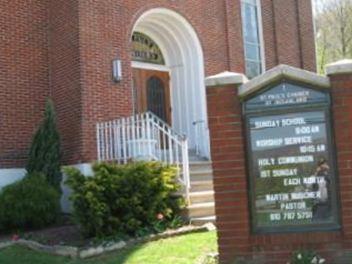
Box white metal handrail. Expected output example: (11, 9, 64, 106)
(96, 112, 190, 198)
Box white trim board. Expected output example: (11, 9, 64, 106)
(131, 61, 170, 72)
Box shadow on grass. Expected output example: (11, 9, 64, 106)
(88, 243, 146, 264)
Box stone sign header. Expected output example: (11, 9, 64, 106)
(245, 82, 329, 111)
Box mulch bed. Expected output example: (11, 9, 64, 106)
(0, 220, 215, 259)
(0, 216, 90, 247)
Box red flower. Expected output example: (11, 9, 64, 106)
(156, 213, 164, 220)
(11, 234, 19, 241)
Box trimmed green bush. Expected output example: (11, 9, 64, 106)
(65, 162, 185, 238)
(0, 173, 61, 231)
(26, 99, 62, 191)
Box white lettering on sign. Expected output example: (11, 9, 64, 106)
(260, 170, 271, 178)
(303, 176, 325, 185)
(283, 212, 296, 220)
(283, 178, 301, 186)
(270, 213, 281, 221)
(291, 191, 321, 200)
(278, 155, 314, 164)
(258, 158, 275, 166)
(280, 202, 306, 210)
(266, 193, 290, 202)
(317, 144, 326, 152)
(297, 211, 313, 220)
(281, 118, 306, 127)
(295, 126, 320, 135)
(260, 91, 310, 107)
(284, 136, 312, 145)
(256, 138, 283, 147)
(300, 145, 316, 153)
(272, 168, 298, 177)
(254, 120, 280, 129)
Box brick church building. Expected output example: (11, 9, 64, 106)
(6, 2, 352, 263)
(0, 0, 317, 226)
(0, 0, 316, 183)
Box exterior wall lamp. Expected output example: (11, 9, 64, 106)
(112, 59, 122, 83)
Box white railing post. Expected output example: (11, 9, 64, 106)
(131, 115, 136, 159)
(182, 137, 190, 202)
(108, 121, 113, 160)
(121, 118, 127, 163)
(104, 122, 109, 160)
(146, 113, 152, 160)
(96, 123, 101, 161)
(116, 119, 121, 164)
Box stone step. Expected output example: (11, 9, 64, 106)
(186, 202, 215, 218)
(190, 216, 216, 226)
(189, 190, 215, 204)
(190, 180, 213, 192)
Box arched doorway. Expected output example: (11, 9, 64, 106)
(131, 8, 210, 158)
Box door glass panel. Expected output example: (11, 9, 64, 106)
(147, 76, 167, 122)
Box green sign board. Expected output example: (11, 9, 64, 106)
(244, 81, 340, 233)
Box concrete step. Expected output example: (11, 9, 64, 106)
(190, 170, 213, 182)
(189, 155, 209, 162)
(190, 180, 213, 192)
(189, 161, 213, 172)
(190, 216, 216, 226)
(186, 202, 215, 218)
(189, 190, 215, 204)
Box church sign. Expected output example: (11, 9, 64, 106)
(131, 32, 165, 65)
(243, 81, 340, 233)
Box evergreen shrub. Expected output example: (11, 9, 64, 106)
(65, 162, 184, 238)
(0, 173, 61, 231)
(26, 99, 62, 191)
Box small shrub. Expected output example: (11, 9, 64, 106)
(26, 99, 62, 192)
(65, 162, 185, 238)
(0, 173, 61, 231)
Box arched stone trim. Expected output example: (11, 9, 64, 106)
(131, 8, 210, 158)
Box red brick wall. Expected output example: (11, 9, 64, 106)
(0, 1, 50, 168)
(297, 0, 317, 72)
(49, 0, 83, 164)
(206, 84, 251, 263)
(76, 0, 317, 163)
(77, 0, 233, 163)
(261, 0, 316, 72)
(207, 72, 352, 264)
(331, 73, 352, 240)
(0, 0, 317, 166)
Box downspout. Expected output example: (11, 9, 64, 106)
(295, 0, 304, 69)
(271, 0, 279, 65)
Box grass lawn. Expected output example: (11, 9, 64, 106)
(0, 231, 217, 264)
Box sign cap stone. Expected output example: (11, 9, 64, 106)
(239, 64, 330, 99)
(326, 59, 352, 75)
(205, 71, 248, 87)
